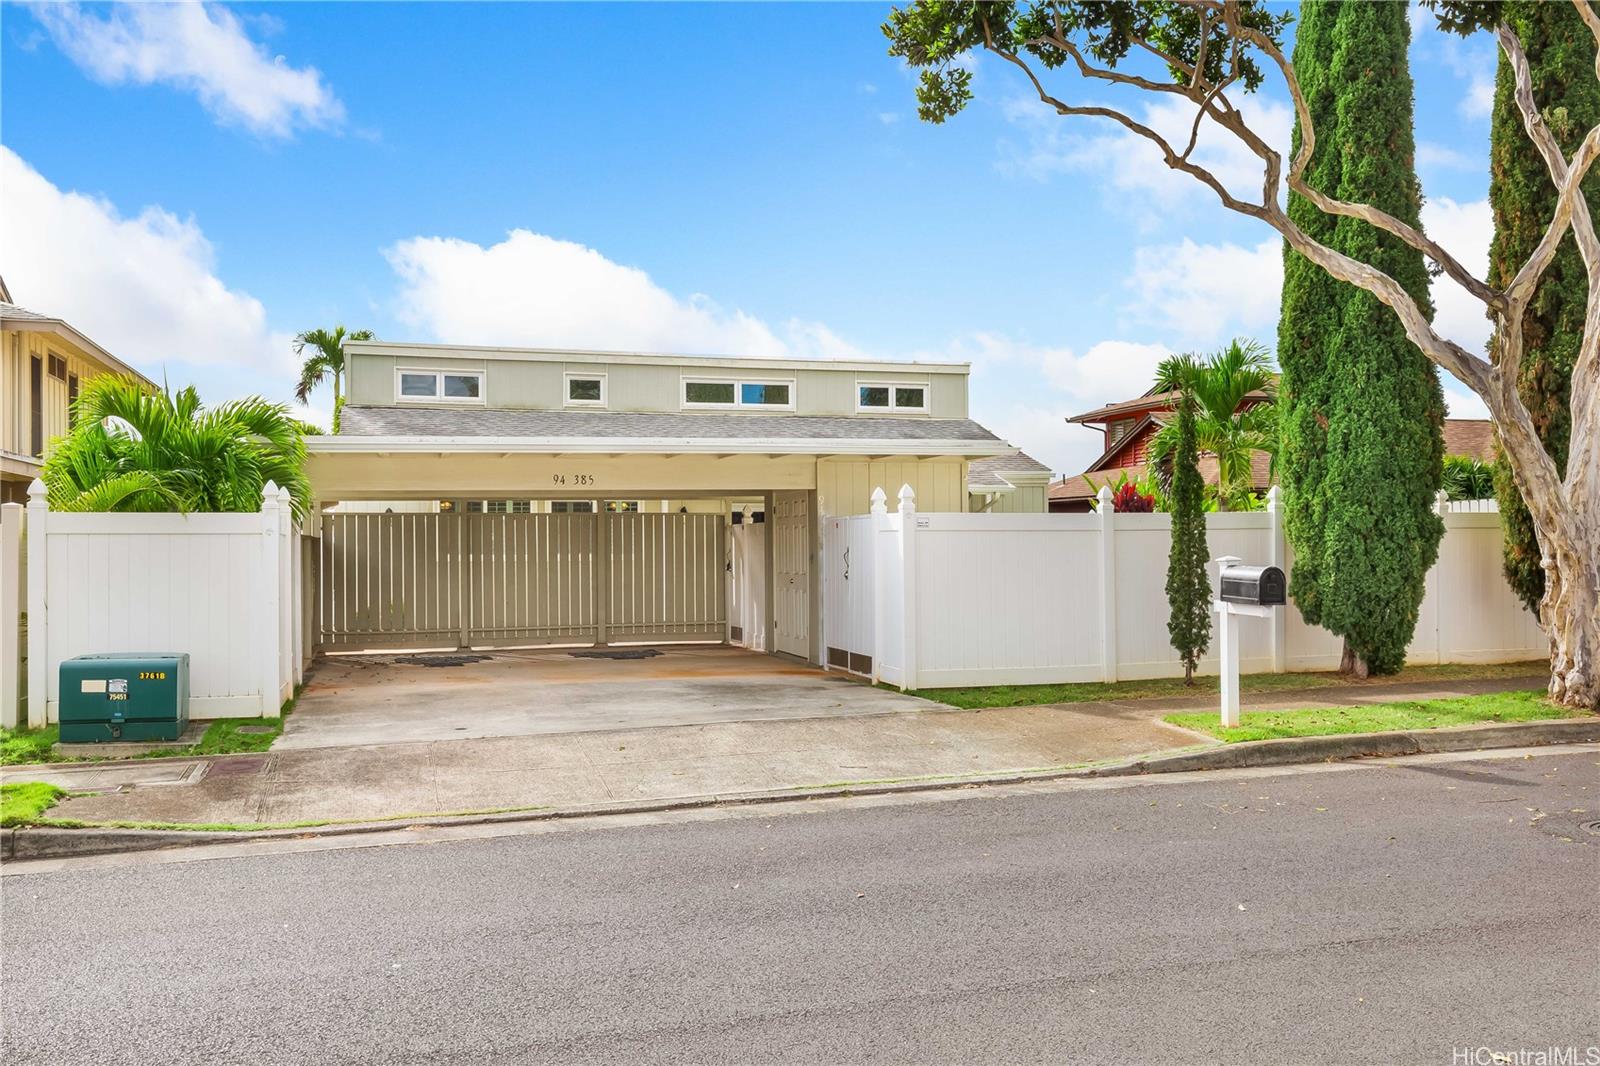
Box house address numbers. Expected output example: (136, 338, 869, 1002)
(551, 474, 596, 486)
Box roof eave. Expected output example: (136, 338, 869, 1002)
(0, 315, 157, 389)
(306, 435, 1012, 458)
(343, 340, 971, 375)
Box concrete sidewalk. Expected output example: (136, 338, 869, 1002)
(6, 673, 1549, 828)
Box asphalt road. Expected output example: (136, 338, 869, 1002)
(4, 749, 1598, 1066)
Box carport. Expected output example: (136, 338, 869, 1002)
(280, 644, 934, 749)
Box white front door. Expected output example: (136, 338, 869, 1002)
(772, 491, 810, 659)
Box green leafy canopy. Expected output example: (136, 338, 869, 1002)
(883, 1, 1292, 124)
(42, 376, 312, 520)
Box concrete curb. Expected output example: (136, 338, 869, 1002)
(6, 717, 1597, 861)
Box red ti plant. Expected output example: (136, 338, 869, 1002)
(1111, 481, 1155, 513)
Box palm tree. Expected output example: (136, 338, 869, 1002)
(1148, 339, 1278, 511)
(293, 325, 373, 418)
(42, 375, 311, 520)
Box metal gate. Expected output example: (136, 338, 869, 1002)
(316, 511, 725, 651)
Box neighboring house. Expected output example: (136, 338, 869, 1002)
(303, 341, 1036, 663)
(1048, 383, 1274, 512)
(1442, 418, 1493, 462)
(0, 279, 156, 504)
(1049, 382, 1497, 512)
(968, 449, 1053, 512)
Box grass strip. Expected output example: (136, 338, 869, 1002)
(1163, 689, 1580, 743)
(1, 782, 67, 827)
(912, 660, 1548, 710)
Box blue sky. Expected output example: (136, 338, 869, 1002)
(0, 1, 1499, 475)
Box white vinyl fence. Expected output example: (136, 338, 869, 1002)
(823, 485, 1546, 690)
(18, 479, 305, 727)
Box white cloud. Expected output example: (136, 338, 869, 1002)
(1420, 196, 1493, 356)
(1125, 238, 1283, 344)
(1419, 195, 1495, 419)
(1416, 142, 1478, 171)
(28, 2, 343, 137)
(1412, 9, 1496, 121)
(386, 229, 885, 362)
(0, 146, 295, 386)
(1000, 93, 1293, 218)
(959, 334, 1171, 472)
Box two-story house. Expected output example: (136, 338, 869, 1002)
(1049, 382, 1497, 512)
(303, 339, 1046, 664)
(1, 279, 156, 504)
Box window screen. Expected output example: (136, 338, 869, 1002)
(442, 373, 481, 398)
(400, 373, 437, 397)
(894, 386, 926, 409)
(568, 377, 603, 402)
(685, 381, 736, 405)
(741, 382, 789, 406)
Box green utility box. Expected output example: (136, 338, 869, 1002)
(59, 654, 191, 743)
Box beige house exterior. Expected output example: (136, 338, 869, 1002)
(302, 341, 1046, 665)
(1, 282, 156, 504)
(310, 341, 1043, 517)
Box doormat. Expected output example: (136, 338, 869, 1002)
(394, 654, 493, 668)
(570, 648, 663, 660)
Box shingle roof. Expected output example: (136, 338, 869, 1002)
(1443, 418, 1494, 461)
(0, 301, 153, 386)
(1068, 383, 1275, 424)
(1050, 451, 1273, 502)
(968, 449, 1052, 488)
(0, 301, 57, 325)
(339, 404, 1004, 443)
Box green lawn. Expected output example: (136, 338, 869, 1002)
(1164, 689, 1580, 743)
(0, 725, 59, 766)
(912, 660, 1549, 710)
(1, 782, 66, 827)
(0, 698, 292, 767)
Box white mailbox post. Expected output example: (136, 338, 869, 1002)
(1212, 554, 1287, 728)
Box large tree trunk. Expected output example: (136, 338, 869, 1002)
(1496, 401, 1599, 709)
(1540, 528, 1600, 708)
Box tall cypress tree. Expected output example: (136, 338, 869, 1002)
(1488, 1, 1600, 615)
(1163, 359, 1211, 685)
(1278, 0, 1341, 632)
(1277, 0, 1445, 676)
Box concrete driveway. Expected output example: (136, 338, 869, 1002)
(278, 645, 934, 750)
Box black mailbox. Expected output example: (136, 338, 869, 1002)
(1219, 564, 1286, 606)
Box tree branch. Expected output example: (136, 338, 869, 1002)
(1231, 12, 1505, 314)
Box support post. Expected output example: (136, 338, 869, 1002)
(259, 483, 284, 718)
(897, 484, 918, 692)
(290, 517, 304, 688)
(26, 479, 47, 728)
(1265, 486, 1287, 673)
(1218, 606, 1240, 728)
(457, 513, 471, 651)
(1, 502, 22, 730)
(595, 505, 609, 646)
(869, 487, 888, 685)
(1212, 554, 1243, 729)
(1097, 485, 1118, 683)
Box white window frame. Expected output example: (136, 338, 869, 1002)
(680, 375, 797, 411)
(563, 372, 608, 408)
(856, 380, 929, 414)
(394, 367, 486, 404)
